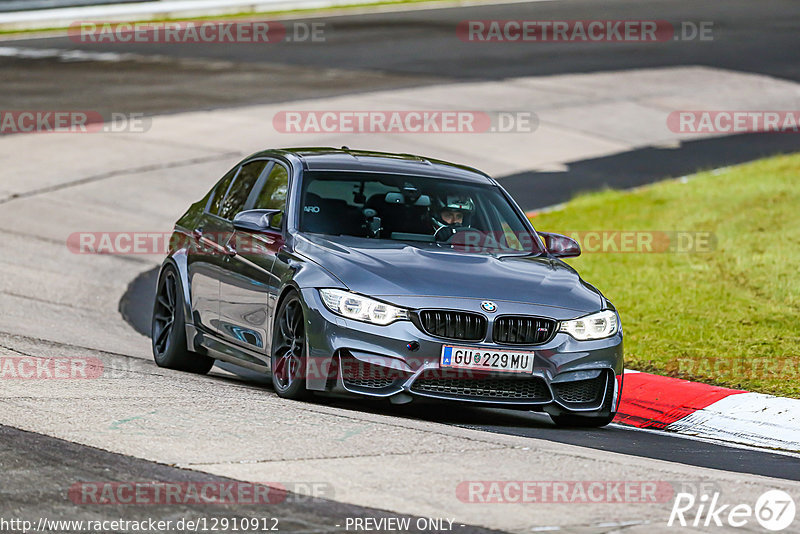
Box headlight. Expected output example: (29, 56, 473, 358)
(319, 289, 408, 326)
(559, 310, 619, 340)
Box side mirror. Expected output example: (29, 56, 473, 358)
(538, 232, 581, 258)
(233, 209, 282, 232)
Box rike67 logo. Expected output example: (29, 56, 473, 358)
(668, 490, 796, 531)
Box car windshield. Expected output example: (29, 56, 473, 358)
(298, 171, 543, 255)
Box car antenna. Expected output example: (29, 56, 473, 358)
(400, 153, 432, 165)
(340, 146, 359, 159)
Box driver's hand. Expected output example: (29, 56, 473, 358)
(434, 226, 458, 242)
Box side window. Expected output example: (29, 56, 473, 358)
(207, 166, 239, 215)
(218, 160, 268, 220)
(252, 163, 289, 227)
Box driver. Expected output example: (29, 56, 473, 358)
(431, 194, 474, 234)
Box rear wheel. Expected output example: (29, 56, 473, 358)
(151, 265, 214, 374)
(271, 292, 309, 400)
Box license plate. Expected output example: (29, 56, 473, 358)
(440, 345, 535, 374)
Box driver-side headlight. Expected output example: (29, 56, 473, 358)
(559, 310, 619, 340)
(319, 289, 408, 326)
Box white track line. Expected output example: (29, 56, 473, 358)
(667, 393, 800, 453)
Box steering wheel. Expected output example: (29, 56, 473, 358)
(434, 225, 471, 243)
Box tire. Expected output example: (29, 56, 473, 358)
(151, 265, 214, 374)
(550, 413, 616, 428)
(270, 291, 309, 400)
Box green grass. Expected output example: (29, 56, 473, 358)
(529, 153, 800, 398)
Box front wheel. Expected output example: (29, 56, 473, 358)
(550, 413, 616, 428)
(151, 265, 214, 374)
(270, 292, 309, 400)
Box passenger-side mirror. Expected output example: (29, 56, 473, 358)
(233, 209, 282, 232)
(538, 232, 581, 258)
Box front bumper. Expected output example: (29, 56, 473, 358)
(300, 288, 624, 416)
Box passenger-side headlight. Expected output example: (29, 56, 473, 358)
(559, 310, 619, 340)
(319, 289, 408, 325)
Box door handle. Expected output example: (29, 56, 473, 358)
(192, 227, 204, 239)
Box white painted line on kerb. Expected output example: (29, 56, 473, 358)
(667, 392, 800, 453)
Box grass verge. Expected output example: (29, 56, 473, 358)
(529, 153, 800, 398)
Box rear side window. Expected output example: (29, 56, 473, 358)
(218, 160, 269, 220)
(207, 166, 239, 215)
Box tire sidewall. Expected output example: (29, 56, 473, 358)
(152, 265, 187, 367)
(270, 291, 308, 398)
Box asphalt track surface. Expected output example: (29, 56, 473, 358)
(3, 0, 800, 111)
(0, 425, 502, 534)
(4, 0, 800, 528)
(6, 0, 800, 82)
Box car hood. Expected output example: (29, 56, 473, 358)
(295, 234, 602, 313)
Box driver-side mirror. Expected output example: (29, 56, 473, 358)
(232, 209, 282, 232)
(538, 232, 581, 258)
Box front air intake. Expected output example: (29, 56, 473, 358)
(416, 310, 487, 341)
(492, 316, 557, 345)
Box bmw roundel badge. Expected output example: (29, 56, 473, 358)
(481, 301, 497, 313)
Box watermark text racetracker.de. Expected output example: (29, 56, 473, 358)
(457, 480, 676, 503)
(556, 231, 715, 253)
(457, 20, 713, 42)
(0, 111, 150, 134)
(668, 111, 800, 134)
(0, 356, 103, 380)
(0, 351, 172, 380)
(671, 356, 800, 382)
(450, 230, 715, 254)
(272, 110, 537, 134)
(67, 231, 274, 255)
(69, 20, 325, 43)
(68, 481, 333, 505)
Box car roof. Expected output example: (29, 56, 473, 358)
(250, 147, 494, 184)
